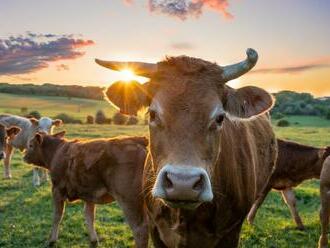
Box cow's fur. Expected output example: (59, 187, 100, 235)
(23, 132, 148, 247)
(104, 55, 277, 247)
(0, 114, 62, 185)
(247, 139, 330, 230)
(319, 152, 330, 248)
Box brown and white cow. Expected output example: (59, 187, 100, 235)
(0, 114, 62, 185)
(96, 49, 278, 247)
(247, 138, 330, 230)
(0, 123, 21, 161)
(23, 132, 148, 247)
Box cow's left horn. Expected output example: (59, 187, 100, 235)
(95, 59, 157, 78)
(221, 48, 258, 82)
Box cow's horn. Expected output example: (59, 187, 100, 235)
(221, 48, 258, 82)
(95, 59, 157, 78)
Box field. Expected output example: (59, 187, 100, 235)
(1, 93, 330, 247)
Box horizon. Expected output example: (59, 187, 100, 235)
(0, 0, 329, 96)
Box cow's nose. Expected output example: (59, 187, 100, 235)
(153, 165, 213, 203)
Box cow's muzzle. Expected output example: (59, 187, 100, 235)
(152, 165, 213, 209)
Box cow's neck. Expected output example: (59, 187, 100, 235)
(41, 137, 65, 169)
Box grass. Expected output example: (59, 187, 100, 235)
(0, 93, 330, 247)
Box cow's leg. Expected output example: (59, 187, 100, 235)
(84, 202, 99, 245)
(319, 175, 330, 248)
(49, 188, 65, 245)
(247, 185, 272, 225)
(116, 198, 148, 248)
(32, 168, 41, 186)
(41, 168, 49, 182)
(281, 188, 305, 230)
(3, 144, 14, 179)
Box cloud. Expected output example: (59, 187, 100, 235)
(170, 42, 195, 50)
(252, 58, 330, 74)
(0, 33, 94, 75)
(126, 0, 233, 20)
(56, 64, 70, 71)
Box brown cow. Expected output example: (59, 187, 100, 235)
(247, 138, 330, 230)
(0, 123, 21, 160)
(318, 154, 330, 248)
(96, 49, 277, 247)
(23, 132, 148, 247)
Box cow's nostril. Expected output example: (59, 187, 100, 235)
(164, 172, 173, 189)
(193, 175, 204, 191)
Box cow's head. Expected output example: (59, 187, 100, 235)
(24, 131, 66, 167)
(0, 123, 21, 160)
(29, 117, 63, 134)
(96, 49, 274, 209)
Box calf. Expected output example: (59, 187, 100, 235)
(0, 114, 62, 185)
(0, 123, 21, 160)
(23, 132, 148, 247)
(247, 138, 330, 230)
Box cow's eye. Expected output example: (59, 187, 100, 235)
(149, 110, 157, 122)
(216, 114, 225, 125)
(209, 114, 225, 131)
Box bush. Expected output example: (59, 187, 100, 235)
(277, 119, 290, 127)
(113, 112, 128, 125)
(272, 112, 285, 120)
(104, 118, 112, 124)
(86, 115, 94, 124)
(326, 111, 330, 120)
(53, 113, 82, 124)
(26, 111, 41, 119)
(95, 110, 107, 124)
(126, 116, 139, 125)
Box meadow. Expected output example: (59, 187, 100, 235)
(0, 93, 330, 247)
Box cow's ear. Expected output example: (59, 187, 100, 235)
(29, 118, 39, 126)
(53, 131, 66, 139)
(6, 126, 21, 137)
(35, 133, 43, 145)
(52, 119, 63, 127)
(224, 86, 274, 119)
(104, 80, 150, 116)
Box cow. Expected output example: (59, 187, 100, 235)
(23, 131, 149, 247)
(96, 48, 278, 247)
(0, 123, 21, 160)
(318, 154, 330, 248)
(247, 138, 330, 230)
(0, 114, 62, 186)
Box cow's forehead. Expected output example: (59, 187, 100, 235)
(38, 117, 53, 129)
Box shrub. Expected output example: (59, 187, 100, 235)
(53, 113, 82, 124)
(113, 112, 128, 125)
(105, 118, 112, 124)
(326, 111, 330, 120)
(126, 116, 139, 125)
(277, 119, 290, 127)
(272, 112, 285, 120)
(26, 111, 41, 119)
(86, 115, 94, 124)
(95, 110, 107, 124)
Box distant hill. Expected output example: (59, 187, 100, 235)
(0, 83, 105, 100)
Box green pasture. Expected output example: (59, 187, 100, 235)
(0, 93, 330, 247)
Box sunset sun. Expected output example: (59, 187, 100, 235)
(119, 69, 136, 82)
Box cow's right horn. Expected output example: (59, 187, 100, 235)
(95, 59, 157, 78)
(221, 48, 258, 82)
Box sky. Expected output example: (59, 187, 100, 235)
(0, 0, 329, 96)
